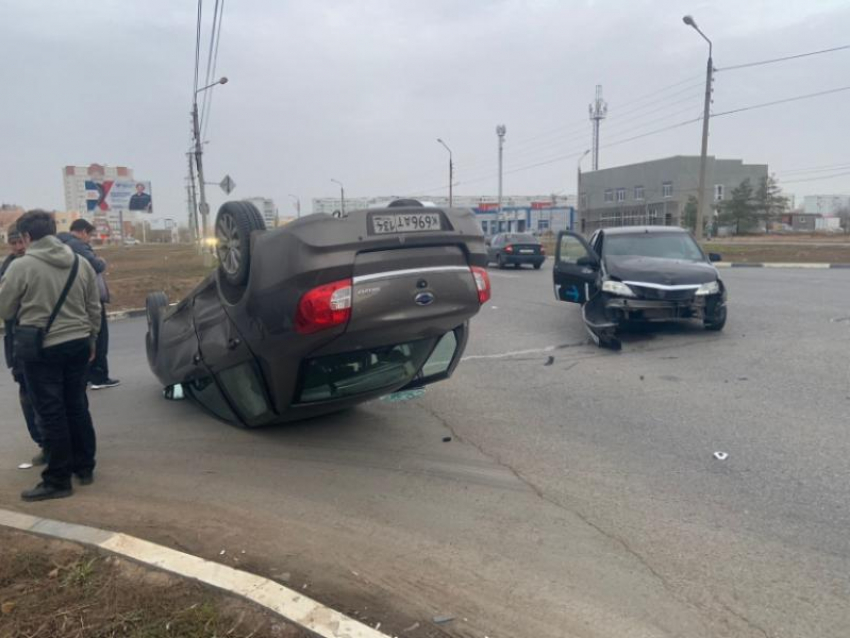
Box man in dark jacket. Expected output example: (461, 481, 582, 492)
(1, 224, 44, 463)
(58, 219, 119, 389)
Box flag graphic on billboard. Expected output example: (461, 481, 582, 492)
(86, 180, 153, 213)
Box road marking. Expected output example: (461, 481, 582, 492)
(0, 508, 391, 638)
(462, 345, 558, 361)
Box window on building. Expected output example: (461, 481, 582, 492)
(634, 186, 645, 201)
(662, 182, 673, 198)
(604, 189, 613, 203)
(714, 184, 724, 201)
(616, 188, 626, 202)
(537, 219, 550, 232)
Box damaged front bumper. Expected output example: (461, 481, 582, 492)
(582, 291, 726, 349)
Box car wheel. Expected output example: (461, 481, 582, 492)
(533, 263, 542, 270)
(497, 254, 506, 269)
(145, 291, 169, 364)
(214, 201, 266, 287)
(704, 306, 727, 331)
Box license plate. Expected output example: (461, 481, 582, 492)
(520, 249, 534, 254)
(372, 213, 442, 234)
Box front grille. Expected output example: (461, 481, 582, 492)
(630, 286, 696, 302)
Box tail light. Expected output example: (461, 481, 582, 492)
(295, 279, 353, 334)
(540, 246, 546, 255)
(504, 244, 514, 253)
(470, 266, 491, 304)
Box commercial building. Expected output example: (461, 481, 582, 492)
(245, 197, 279, 227)
(578, 156, 768, 234)
(802, 194, 850, 216)
(311, 194, 576, 235)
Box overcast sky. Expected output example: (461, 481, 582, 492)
(1, 0, 848, 221)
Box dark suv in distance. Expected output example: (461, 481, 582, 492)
(486, 233, 546, 269)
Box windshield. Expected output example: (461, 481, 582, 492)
(603, 232, 704, 261)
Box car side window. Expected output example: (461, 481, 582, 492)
(559, 235, 591, 264)
(593, 232, 604, 255)
(217, 362, 274, 423)
(492, 235, 502, 246)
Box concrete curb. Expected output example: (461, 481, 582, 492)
(0, 508, 392, 638)
(106, 308, 146, 321)
(714, 262, 850, 269)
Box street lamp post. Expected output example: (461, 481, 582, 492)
(683, 15, 712, 241)
(331, 179, 345, 217)
(192, 76, 228, 245)
(289, 194, 301, 218)
(496, 125, 506, 228)
(436, 138, 453, 207)
(577, 149, 591, 233)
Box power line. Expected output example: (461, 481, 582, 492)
(202, 0, 225, 140)
(199, 0, 221, 130)
(775, 163, 850, 176)
(716, 44, 850, 72)
(193, 0, 203, 94)
(780, 170, 850, 185)
(712, 85, 850, 118)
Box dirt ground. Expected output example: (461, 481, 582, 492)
(0, 527, 307, 638)
(701, 241, 850, 263)
(98, 245, 212, 311)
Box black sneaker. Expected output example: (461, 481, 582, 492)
(91, 378, 121, 390)
(76, 472, 94, 486)
(32, 450, 48, 466)
(21, 482, 72, 502)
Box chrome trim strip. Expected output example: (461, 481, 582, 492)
(353, 266, 470, 284)
(622, 280, 702, 291)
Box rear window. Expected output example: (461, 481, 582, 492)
(296, 338, 437, 403)
(505, 234, 538, 244)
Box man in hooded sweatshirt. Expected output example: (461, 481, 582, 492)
(0, 210, 101, 502)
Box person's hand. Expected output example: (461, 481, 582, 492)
(89, 344, 96, 363)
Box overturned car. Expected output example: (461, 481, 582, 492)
(553, 226, 726, 349)
(146, 201, 490, 427)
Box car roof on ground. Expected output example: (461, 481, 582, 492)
(601, 226, 690, 236)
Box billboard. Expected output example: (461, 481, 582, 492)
(86, 180, 153, 213)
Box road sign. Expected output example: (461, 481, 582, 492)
(220, 175, 236, 195)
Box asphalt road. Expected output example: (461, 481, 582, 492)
(2, 266, 849, 638)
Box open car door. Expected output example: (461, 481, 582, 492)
(553, 231, 599, 304)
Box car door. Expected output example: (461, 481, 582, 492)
(553, 231, 599, 304)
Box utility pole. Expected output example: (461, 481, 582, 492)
(588, 85, 607, 171)
(684, 15, 713, 241)
(186, 153, 199, 243)
(496, 125, 506, 227)
(577, 150, 590, 233)
(191, 76, 228, 258)
(437, 138, 453, 207)
(289, 194, 301, 218)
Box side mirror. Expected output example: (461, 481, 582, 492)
(164, 384, 185, 401)
(576, 255, 599, 268)
(709, 253, 722, 262)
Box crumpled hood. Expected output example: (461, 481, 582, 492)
(604, 255, 718, 286)
(26, 236, 75, 269)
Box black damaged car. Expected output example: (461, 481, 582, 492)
(552, 226, 726, 349)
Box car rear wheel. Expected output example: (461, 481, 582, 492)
(145, 291, 169, 364)
(704, 306, 727, 331)
(533, 263, 542, 270)
(497, 254, 506, 269)
(215, 201, 266, 287)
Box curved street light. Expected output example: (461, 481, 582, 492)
(330, 179, 345, 216)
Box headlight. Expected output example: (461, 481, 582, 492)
(695, 281, 721, 296)
(602, 280, 637, 297)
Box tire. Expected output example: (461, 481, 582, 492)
(704, 305, 727, 331)
(497, 254, 506, 269)
(533, 263, 542, 270)
(214, 201, 266, 287)
(145, 291, 169, 365)
(513, 263, 521, 269)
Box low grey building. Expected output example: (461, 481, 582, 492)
(578, 156, 768, 235)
